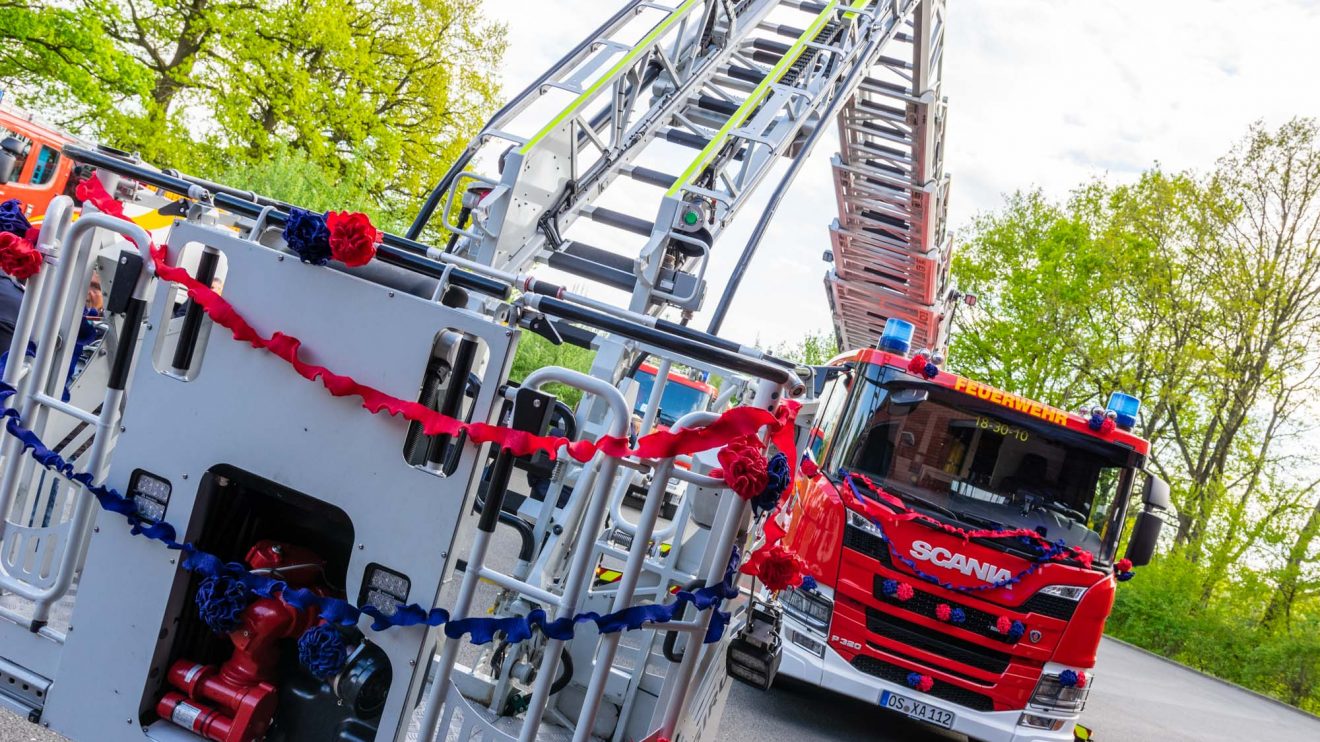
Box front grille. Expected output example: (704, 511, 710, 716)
(1019, 591, 1078, 621)
(843, 525, 892, 566)
(872, 575, 1018, 645)
(850, 655, 995, 712)
(866, 608, 1011, 674)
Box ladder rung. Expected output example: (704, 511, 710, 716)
(583, 206, 654, 237)
(624, 166, 677, 189)
(32, 393, 100, 426)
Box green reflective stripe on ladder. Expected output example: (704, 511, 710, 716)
(518, 0, 704, 155)
(664, 0, 872, 197)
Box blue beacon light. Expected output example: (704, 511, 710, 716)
(1106, 392, 1141, 431)
(878, 318, 915, 355)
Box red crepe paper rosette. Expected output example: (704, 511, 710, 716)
(325, 211, 381, 267)
(750, 543, 806, 592)
(0, 232, 43, 280)
(716, 435, 768, 501)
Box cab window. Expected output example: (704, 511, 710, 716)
(29, 145, 59, 185)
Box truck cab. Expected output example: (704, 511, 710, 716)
(775, 343, 1168, 742)
(0, 105, 82, 217)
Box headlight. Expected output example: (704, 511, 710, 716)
(1039, 584, 1088, 601)
(780, 586, 832, 631)
(847, 508, 884, 538)
(1030, 673, 1091, 713)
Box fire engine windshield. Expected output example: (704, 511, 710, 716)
(634, 369, 712, 426)
(824, 370, 1135, 558)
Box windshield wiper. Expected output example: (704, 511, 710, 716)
(865, 478, 961, 520)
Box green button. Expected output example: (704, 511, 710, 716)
(683, 210, 700, 226)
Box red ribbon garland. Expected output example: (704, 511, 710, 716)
(75, 176, 799, 475)
(847, 472, 1095, 567)
(148, 240, 798, 462)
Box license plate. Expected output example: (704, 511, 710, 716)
(880, 690, 956, 729)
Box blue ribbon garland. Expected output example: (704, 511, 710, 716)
(0, 381, 741, 645)
(840, 471, 1071, 594)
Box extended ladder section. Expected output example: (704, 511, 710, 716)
(825, 0, 951, 352)
(421, 0, 925, 319)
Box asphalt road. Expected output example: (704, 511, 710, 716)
(6, 632, 1320, 741)
(718, 637, 1320, 742)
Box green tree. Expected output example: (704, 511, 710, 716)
(950, 119, 1320, 712)
(772, 329, 839, 366)
(0, 0, 504, 216)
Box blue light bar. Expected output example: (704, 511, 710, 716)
(878, 318, 915, 355)
(1106, 392, 1141, 431)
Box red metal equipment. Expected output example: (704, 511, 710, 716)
(156, 541, 325, 742)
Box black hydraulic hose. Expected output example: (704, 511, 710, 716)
(529, 296, 792, 385)
(549, 647, 574, 695)
(661, 579, 707, 662)
(405, 0, 649, 239)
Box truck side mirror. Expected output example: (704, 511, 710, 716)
(0, 152, 15, 184)
(1125, 511, 1162, 567)
(1142, 474, 1171, 511)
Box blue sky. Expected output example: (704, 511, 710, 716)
(479, 0, 1320, 347)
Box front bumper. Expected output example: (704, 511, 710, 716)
(778, 616, 1078, 742)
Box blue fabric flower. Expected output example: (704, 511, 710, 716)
(195, 574, 252, 634)
(1087, 411, 1105, 432)
(881, 578, 899, 597)
(923, 361, 939, 378)
(949, 607, 966, 624)
(298, 623, 348, 679)
(0, 199, 31, 238)
(1058, 669, 1079, 688)
(1008, 620, 1025, 642)
(1116, 571, 1135, 582)
(283, 208, 331, 265)
(752, 452, 790, 514)
(800, 575, 818, 592)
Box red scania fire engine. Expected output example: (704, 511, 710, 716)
(769, 322, 1170, 742)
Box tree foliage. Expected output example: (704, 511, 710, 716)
(950, 119, 1320, 711)
(0, 0, 504, 217)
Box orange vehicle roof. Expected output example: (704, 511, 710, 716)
(638, 363, 718, 397)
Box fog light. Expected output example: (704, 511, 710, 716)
(1019, 713, 1067, 731)
(1030, 673, 1091, 712)
(128, 469, 172, 523)
(726, 597, 782, 691)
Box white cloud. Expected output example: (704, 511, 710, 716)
(478, 0, 1320, 348)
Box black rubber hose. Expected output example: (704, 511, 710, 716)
(549, 646, 573, 695)
(661, 579, 706, 662)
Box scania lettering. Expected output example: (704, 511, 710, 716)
(910, 540, 1013, 585)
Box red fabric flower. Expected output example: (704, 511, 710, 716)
(1075, 671, 1088, 689)
(0, 232, 43, 280)
(325, 211, 381, 267)
(24, 226, 40, 244)
(717, 435, 768, 502)
(916, 675, 934, 692)
(906, 354, 928, 375)
(995, 615, 1012, 635)
(755, 544, 805, 592)
(1099, 418, 1116, 434)
(800, 457, 820, 479)
(935, 603, 952, 621)
(1114, 558, 1133, 573)
(895, 582, 914, 602)
(1075, 549, 1094, 569)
